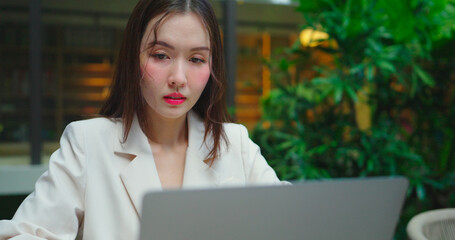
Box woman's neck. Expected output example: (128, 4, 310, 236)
(146, 111, 188, 148)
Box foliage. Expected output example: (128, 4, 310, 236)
(252, 0, 455, 239)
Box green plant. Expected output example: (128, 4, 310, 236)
(252, 0, 455, 239)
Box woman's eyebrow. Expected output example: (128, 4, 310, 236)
(148, 41, 209, 52)
(154, 41, 174, 49)
(190, 46, 210, 52)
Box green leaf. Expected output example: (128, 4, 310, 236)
(277, 141, 295, 151)
(413, 64, 435, 86)
(342, 0, 352, 29)
(423, 178, 445, 190)
(296, 0, 325, 12)
(380, 45, 402, 60)
(416, 184, 426, 200)
(349, 63, 364, 75)
(321, 88, 334, 101)
(334, 86, 343, 103)
(307, 144, 330, 155)
(367, 159, 374, 172)
(312, 77, 334, 85)
(366, 38, 382, 53)
(366, 64, 374, 82)
(279, 58, 289, 71)
(345, 86, 358, 102)
(376, 60, 396, 73)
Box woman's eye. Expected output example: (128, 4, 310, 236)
(190, 57, 206, 64)
(150, 53, 168, 60)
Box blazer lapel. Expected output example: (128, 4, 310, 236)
(181, 111, 222, 188)
(114, 115, 162, 217)
(113, 111, 226, 216)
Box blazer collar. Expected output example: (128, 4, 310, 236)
(113, 114, 150, 156)
(113, 111, 211, 157)
(114, 111, 221, 217)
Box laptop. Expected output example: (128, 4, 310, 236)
(139, 176, 408, 240)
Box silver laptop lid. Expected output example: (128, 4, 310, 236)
(140, 176, 408, 240)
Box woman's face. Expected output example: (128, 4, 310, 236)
(139, 12, 211, 122)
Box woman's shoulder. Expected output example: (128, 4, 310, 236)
(68, 116, 121, 128)
(222, 122, 248, 132)
(64, 116, 122, 137)
(58, 117, 123, 152)
(222, 122, 250, 144)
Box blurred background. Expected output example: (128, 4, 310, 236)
(1, 0, 454, 238)
(0, 0, 302, 165)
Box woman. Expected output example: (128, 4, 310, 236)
(0, 0, 284, 239)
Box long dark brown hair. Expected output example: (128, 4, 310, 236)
(100, 0, 230, 164)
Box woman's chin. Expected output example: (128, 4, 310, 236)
(151, 108, 189, 122)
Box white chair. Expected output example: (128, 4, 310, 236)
(407, 208, 455, 240)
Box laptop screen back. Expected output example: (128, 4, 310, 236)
(140, 176, 408, 240)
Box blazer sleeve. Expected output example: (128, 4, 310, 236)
(0, 122, 86, 239)
(238, 125, 290, 185)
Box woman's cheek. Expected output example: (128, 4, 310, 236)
(142, 60, 153, 77)
(143, 64, 165, 85)
(195, 67, 211, 87)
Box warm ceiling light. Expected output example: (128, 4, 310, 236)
(299, 28, 329, 47)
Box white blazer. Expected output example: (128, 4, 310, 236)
(0, 111, 283, 240)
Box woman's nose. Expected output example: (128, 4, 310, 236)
(168, 60, 187, 88)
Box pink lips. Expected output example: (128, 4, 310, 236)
(163, 92, 186, 105)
